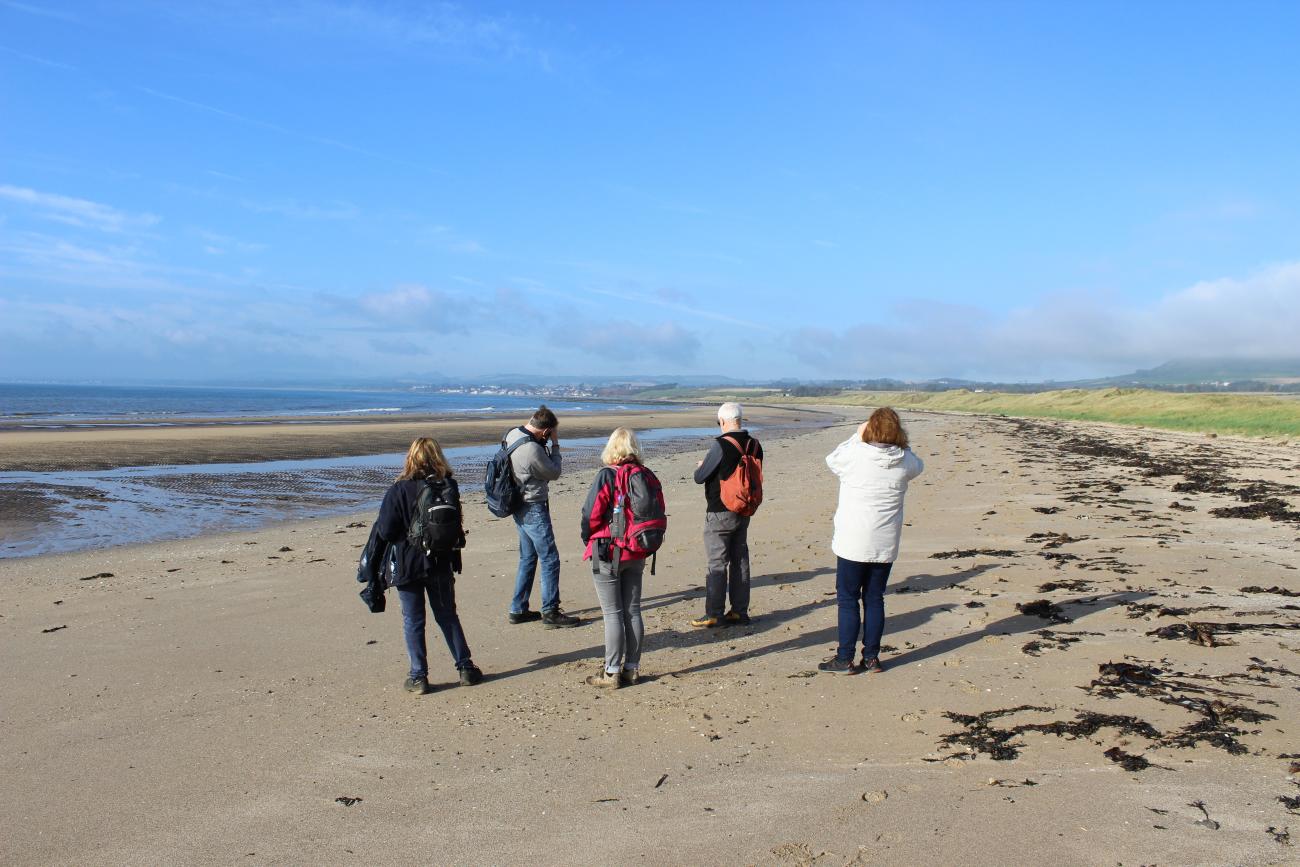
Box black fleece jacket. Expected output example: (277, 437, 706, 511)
(693, 430, 762, 513)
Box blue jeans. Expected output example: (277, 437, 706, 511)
(835, 557, 893, 662)
(511, 501, 560, 614)
(397, 568, 472, 678)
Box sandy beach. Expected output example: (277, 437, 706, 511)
(2, 410, 1299, 865)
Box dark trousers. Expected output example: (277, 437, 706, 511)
(397, 569, 472, 678)
(835, 557, 893, 662)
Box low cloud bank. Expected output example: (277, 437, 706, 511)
(788, 262, 1300, 381)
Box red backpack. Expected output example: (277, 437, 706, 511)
(609, 463, 668, 567)
(719, 435, 763, 516)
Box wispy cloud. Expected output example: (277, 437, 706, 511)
(0, 44, 77, 69)
(137, 86, 447, 175)
(192, 228, 267, 256)
(420, 224, 487, 255)
(255, 0, 541, 64)
(579, 284, 777, 333)
(239, 196, 358, 221)
(0, 184, 158, 232)
(0, 0, 81, 23)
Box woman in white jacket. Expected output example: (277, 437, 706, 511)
(819, 407, 924, 674)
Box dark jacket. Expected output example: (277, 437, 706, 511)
(376, 476, 461, 586)
(693, 430, 763, 513)
(356, 522, 389, 612)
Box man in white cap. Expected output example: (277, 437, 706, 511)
(690, 402, 763, 627)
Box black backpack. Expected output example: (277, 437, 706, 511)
(484, 428, 532, 518)
(407, 477, 464, 555)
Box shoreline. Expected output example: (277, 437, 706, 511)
(0, 405, 835, 560)
(0, 405, 828, 472)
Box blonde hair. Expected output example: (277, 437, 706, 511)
(398, 437, 453, 481)
(600, 427, 642, 466)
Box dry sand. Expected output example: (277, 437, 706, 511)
(2, 411, 1299, 865)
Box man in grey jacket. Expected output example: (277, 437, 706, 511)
(505, 406, 580, 627)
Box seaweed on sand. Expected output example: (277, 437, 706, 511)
(1148, 621, 1300, 648)
(930, 548, 1017, 560)
(938, 705, 1160, 762)
(1086, 661, 1277, 756)
(1016, 599, 1073, 623)
(1038, 579, 1093, 593)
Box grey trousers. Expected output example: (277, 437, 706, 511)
(592, 556, 646, 674)
(704, 510, 751, 618)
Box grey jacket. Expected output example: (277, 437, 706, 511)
(504, 426, 563, 503)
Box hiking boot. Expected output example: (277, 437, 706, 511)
(619, 669, 641, 686)
(817, 657, 861, 675)
(542, 608, 580, 628)
(508, 610, 542, 624)
(404, 675, 434, 694)
(458, 664, 484, 686)
(723, 610, 751, 625)
(860, 656, 885, 674)
(690, 615, 721, 628)
(585, 670, 620, 688)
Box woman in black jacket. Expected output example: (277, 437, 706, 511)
(376, 437, 482, 694)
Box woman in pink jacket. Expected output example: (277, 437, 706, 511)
(819, 407, 924, 674)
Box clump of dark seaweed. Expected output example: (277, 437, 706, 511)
(1038, 579, 1093, 593)
(1148, 621, 1300, 648)
(1211, 499, 1300, 522)
(1242, 585, 1300, 598)
(1016, 599, 1072, 623)
(938, 705, 1161, 762)
(1085, 661, 1277, 756)
(930, 548, 1017, 560)
(1020, 629, 1103, 657)
(1103, 746, 1151, 771)
(1026, 532, 1088, 549)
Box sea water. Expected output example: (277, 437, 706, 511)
(0, 383, 668, 428)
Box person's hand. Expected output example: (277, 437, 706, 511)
(856, 420, 870, 442)
(696, 459, 704, 468)
(548, 428, 559, 445)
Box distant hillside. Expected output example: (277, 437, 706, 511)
(647, 387, 1300, 439)
(1096, 358, 1300, 387)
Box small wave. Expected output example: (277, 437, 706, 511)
(297, 407, 405, 415)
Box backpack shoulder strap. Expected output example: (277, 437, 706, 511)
(722, 434, 752, 456)
(503, 430, 533, 457)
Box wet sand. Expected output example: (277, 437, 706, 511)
(0, 405, 820, 472)
(2, 411, 1298, 865)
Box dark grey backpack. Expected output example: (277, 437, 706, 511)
(407, 477, 464, 555)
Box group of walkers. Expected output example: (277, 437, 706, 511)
(361, 401, 923, 695)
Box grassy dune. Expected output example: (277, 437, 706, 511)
(642, 387, 1300, 438)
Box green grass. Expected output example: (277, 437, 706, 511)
(643, 387, 1300, 438)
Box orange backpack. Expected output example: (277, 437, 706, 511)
(719, 435, 763, 516)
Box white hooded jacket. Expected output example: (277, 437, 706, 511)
(825, 436, 924, 563)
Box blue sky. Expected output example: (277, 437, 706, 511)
(2, 0, 1299, 383)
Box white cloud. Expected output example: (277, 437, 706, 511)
(0, 184, 159, 232)
(788, 262, 1300, 380)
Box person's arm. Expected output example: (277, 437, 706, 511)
(524, 441, 563, 482)
(904, 450, 925, 480)
(375, 484, 407, 543)
(693, 440, 724, 484)
(825, 437, 858, 476)
(580, 469, 614, 543)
